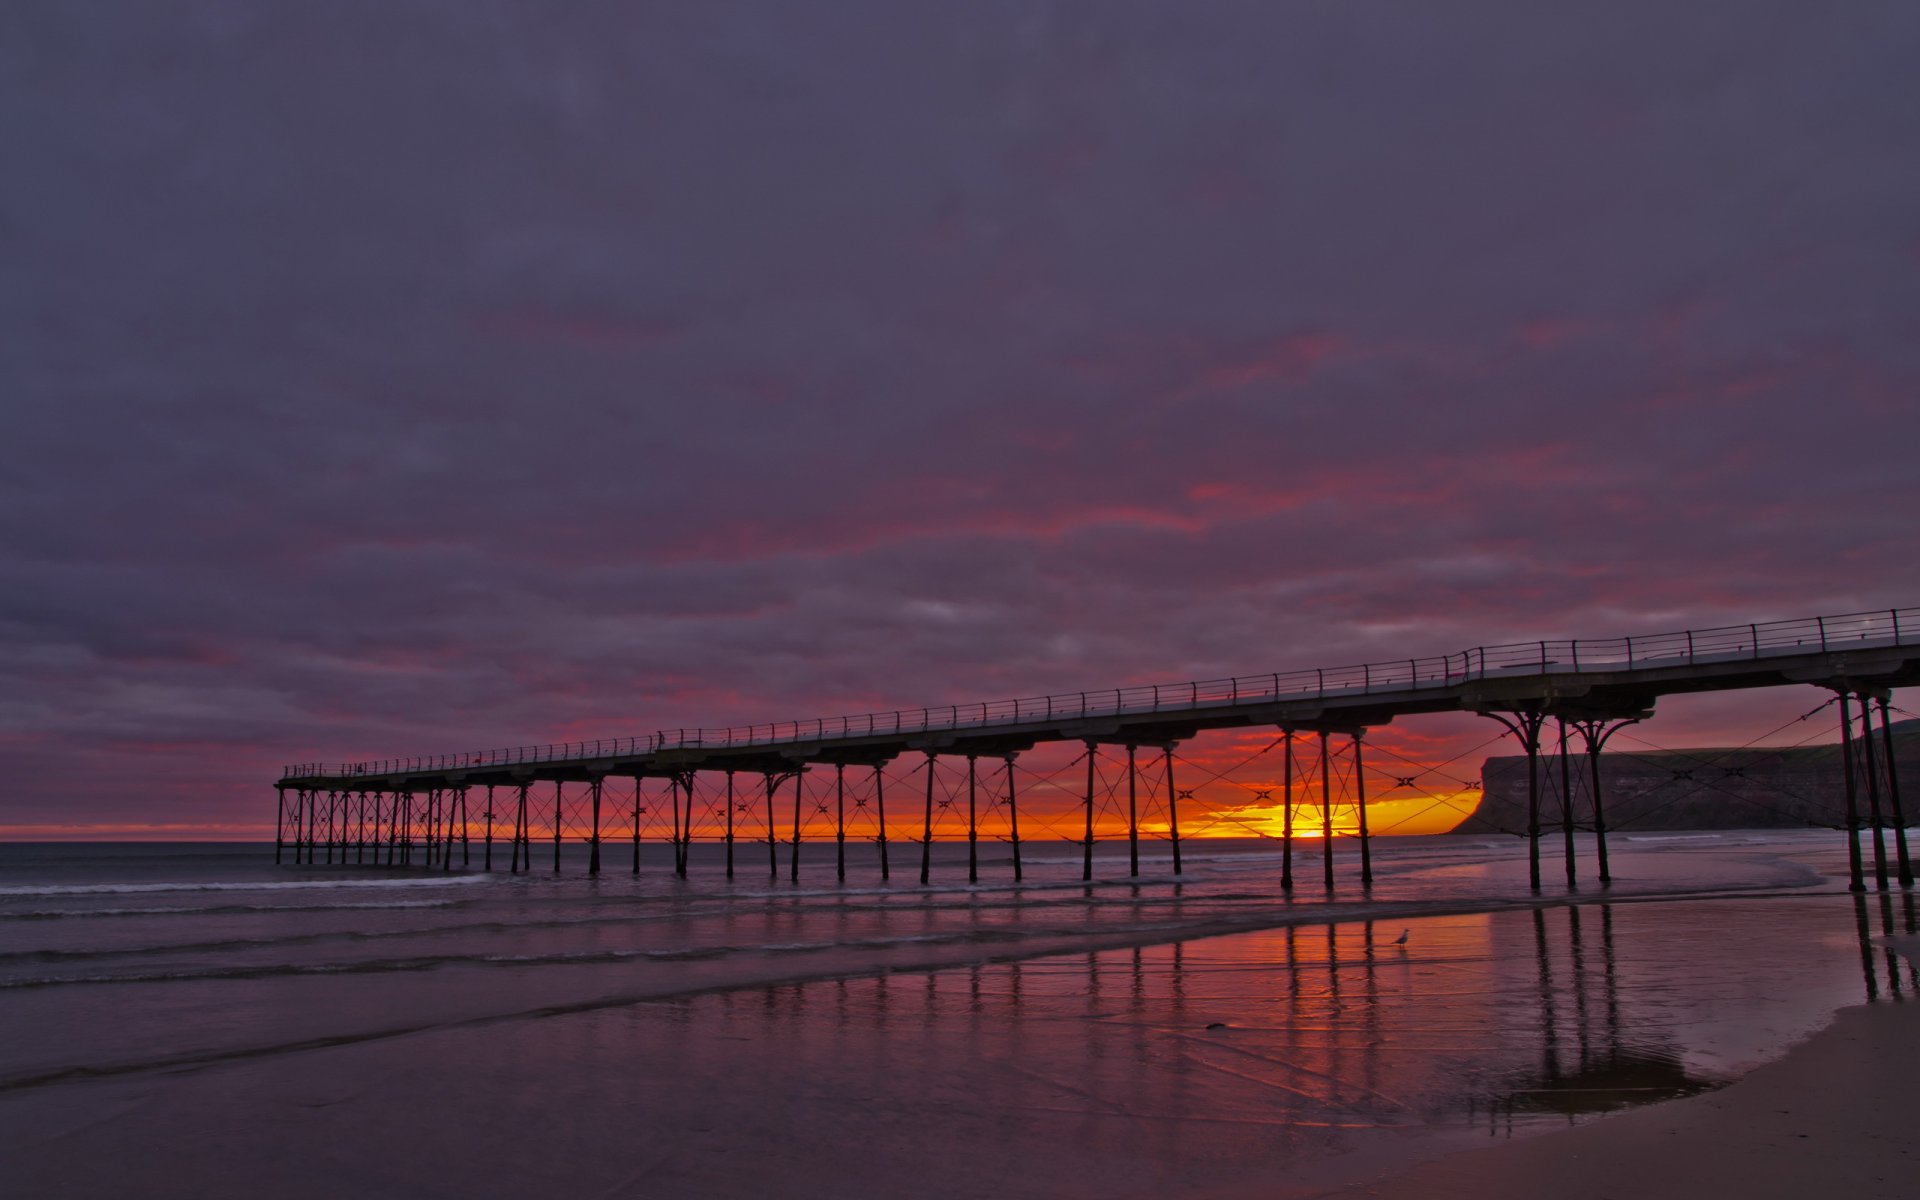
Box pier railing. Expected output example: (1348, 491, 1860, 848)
(282, 606, 1916, 779)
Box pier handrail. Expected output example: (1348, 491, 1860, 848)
(281, 606, 1918, 778)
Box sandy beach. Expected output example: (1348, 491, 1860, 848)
(1319, 934, 1920, 1200)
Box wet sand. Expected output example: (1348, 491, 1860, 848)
(1320, 934, 1920, 1200)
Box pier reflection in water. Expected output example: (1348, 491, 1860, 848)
(679, 896, 1900, 1178)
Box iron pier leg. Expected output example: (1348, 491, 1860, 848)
(274, 786, 286, 864)
(836, 764, 847, 883)
(553, 781, 563, 875)
(669, 775, 683, 877)
(1839, 692, 1866, 892)
(1879, 698, 1912, 888)
(678, 772, 693, 877)
(1859, 694, 1889, 892)
(725, 771, 736, 879)
(513, 783, 529, 873)
(875, 766, 890, 882)
(967, 755, 979, 884)
(632, 778, 644, 877)
(444, 788, 459, 872)
(370, 791, 384, 867)
(358, 791, 369, 865)
(589, 778, 604, 876)
(1354, 733, 1372, 888)
(1127, 744, 1140, 878)
(790, 769, 804, 883)
(1281, 733, 1295, 891)
(326, 790, 338, 865)
(1007, 754, 1022, 884)
(1164, 746, 1181, 877)
(1082, 745, 1096, 882)
(1524, 721, 1542, 892)
(1320, 732, 1335, 890)
(289, 788, 303, 865)
(400, 792, 412, 866)
(766, 774, 779, 880)
(1587, 736, 1611, 885)
(484, 785, 494, 871)
(460, 787, 470, 867)
(1558, 719, 1576, 889)
(921, 753, 936, 886)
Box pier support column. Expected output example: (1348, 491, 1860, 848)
(875, 766, 890, 882)
(725, 771, 736, 879)
(632, 778, 644, 877)
(512, 783, 529, 874)
(836, 764, 847, 883)
(358, 791, 369, 866)
(1480, 710, 1548, 892)
(679, 771, 696, 877)
(1127, 744, 1140, 878)
(667, 775, 681, 875)
(1839, 692, 1867, 893)
(790, 768, 805, 883)
(400, 791, 413, 866)
(1878, 697, 1913, 888)
(1006, 754, 1022, 883)
(967, 754, 980, 884)
(552, 780, 564, 875)
(764, 773, 780, 880)
(921, 752, 937, 886)
(1858, 693, 1890, 892)
(370, 791, 385, 867)
(326, 790, 339, 865)
(1569, 717, 1638, 886)
(1557, 720, 1577, 889)
(1320, 732, 1335, 890)
(588, 777, 604, 876)
(1353, 732, 1372, 888)
(1163, 746, 1182, 877)
(1082, 744, 1097, 882)
(1281, 733, 1295, 891)
(483, 785, 495, 872)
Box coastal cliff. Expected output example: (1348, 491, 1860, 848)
(1454, 719, 1919, 834)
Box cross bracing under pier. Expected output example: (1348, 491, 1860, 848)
(274, 607, 1920, 893)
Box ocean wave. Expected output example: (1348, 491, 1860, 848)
(0, 875, 493, 898)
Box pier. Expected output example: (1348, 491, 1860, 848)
(276, 607, 1918, 893)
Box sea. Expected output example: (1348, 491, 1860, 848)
(1, 831, 1913, 1199)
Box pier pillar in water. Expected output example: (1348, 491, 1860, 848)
(1838, 691, 1866, 893)
(1127, 744, 1140, 878)
(512, 782, 529, 874)
(1081, 743, 1097, 882)
(1857, 691, 1890, 892)
(588, 777, 604, 876)
(1319, 732, 1334, 890)
(1478, 708, 1548, 892)
(1556, 721, 1576, 889)
(789, 768, 805, 883)
(1568, 716, 1641, 886)
(967, 754, 980, 884)
(1006, 754, 1023, 883)
(921, 752, 937, 886)
(836, 764, 847, 882)
(1353, 732, 1372, 888)
(764, 772, 780, 880)
(1878, 697, 1913, 888)
(1163, 746, 1182, 877)
(724, 771, 736, 879)
(483, 784, 495, 872)
(1281, 732, 1295, 891)
(552, 780, 563, 875)
(875, 765, 890, 882)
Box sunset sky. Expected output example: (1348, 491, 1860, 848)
(3, 4, 1917, 839)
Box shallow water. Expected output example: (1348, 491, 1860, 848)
(0, 832, 1913, 1198)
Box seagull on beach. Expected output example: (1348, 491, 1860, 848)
(1392, 929, 1410, 946)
